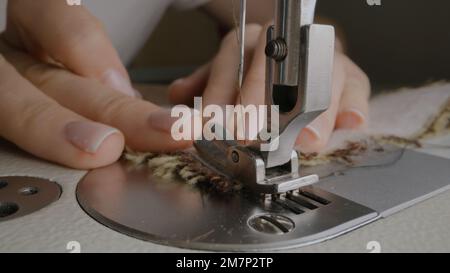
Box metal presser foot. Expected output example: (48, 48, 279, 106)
(76, 0, 450, 251)
(194, 138, 319, 195)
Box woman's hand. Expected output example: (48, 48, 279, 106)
(0, 0, 192, 169)
(169, 24, 371, 153)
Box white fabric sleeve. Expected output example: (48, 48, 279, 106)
(171, 0, 211, 10)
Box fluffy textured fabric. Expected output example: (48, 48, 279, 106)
(126, 83, 450, 193)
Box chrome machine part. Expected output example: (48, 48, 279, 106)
(0, 176, 61, 222)
(76, 149, 450, 251)
(194, 0, 334, 194)
(260, 0, 334, 168)
(195, 138, 318, 194)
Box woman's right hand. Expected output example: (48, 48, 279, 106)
(0, 0, 192, 169)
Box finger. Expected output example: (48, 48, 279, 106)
(0, 54, 125, 169)
(5, 0, 137, 97)
(2, 44, 194, 153)
(203, 24, 263, 106)
(335, 56, 371, 130)
(168, 63, 211, 106)
(296, 52, 347, 153)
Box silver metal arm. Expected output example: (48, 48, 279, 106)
(256, 0, 335, 168)
(195, 0, 335, 195)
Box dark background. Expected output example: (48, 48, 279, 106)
(132, 0, 450, 90)
(317, 0, 450, 89)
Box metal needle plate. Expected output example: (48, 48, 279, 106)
(76, 161, 377, 251)
(76, 147, 450, 251)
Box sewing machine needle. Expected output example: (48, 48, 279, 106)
(238, 0, 246, 89)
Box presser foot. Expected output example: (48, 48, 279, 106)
(193, 139, 319, 195)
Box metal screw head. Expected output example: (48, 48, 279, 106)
(19, 187, 39, 196)
(231, 151, 240, 163)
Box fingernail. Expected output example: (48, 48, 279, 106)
(65, 121, 119, 154)
(303, 125, 321, 142)
(338, 108, 367, 129)
(296, 125, 321, 152)
(168, 78, 185, 91)
(171, 78, 185, 87)
(102, 69, 137, 97)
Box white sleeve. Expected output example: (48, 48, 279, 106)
(171, 0, 211, 10)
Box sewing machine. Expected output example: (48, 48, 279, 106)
(74, 0, 450, 251)
(1, 0, 450, 252)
